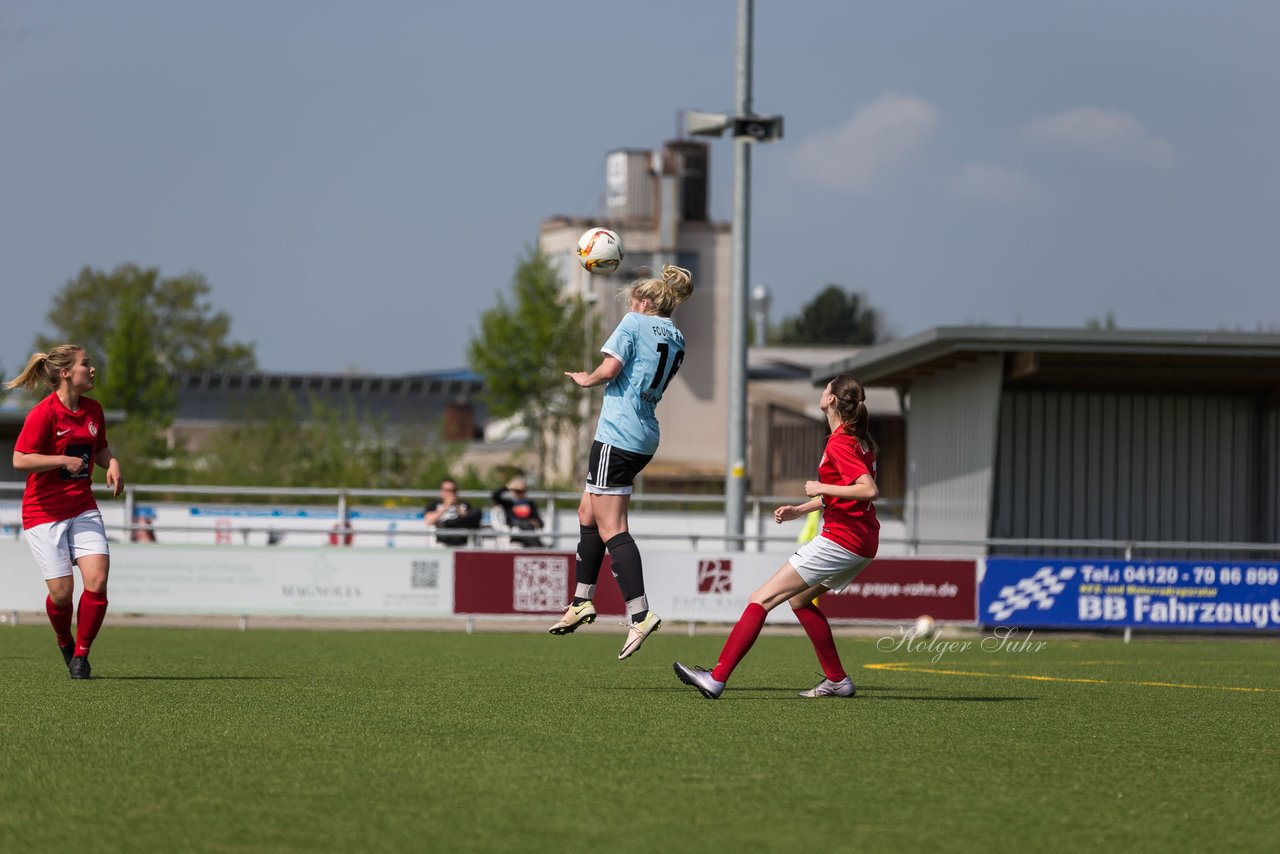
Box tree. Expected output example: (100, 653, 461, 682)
(96, 290, 177, 423)
(772, 285, 882, 346)
(1085, 311, 1118, 330)
(89, 290, 181, 482)
(467, 248, 593, 484)
(29, 263, 254, 478)
(36, 264, 257, 374)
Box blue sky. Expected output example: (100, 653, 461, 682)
(2, 1, 1277, 375)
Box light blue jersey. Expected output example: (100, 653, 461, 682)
(595, 312, 686, 455)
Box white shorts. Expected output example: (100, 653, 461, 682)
(25, 509, 110, 580)
(790, 535, 872, 593)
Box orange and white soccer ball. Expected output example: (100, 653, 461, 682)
(577, 227, 623, 275)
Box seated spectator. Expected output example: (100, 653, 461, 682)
(491, 475, 546, 548)
(132, 515, 157, 543)
(424, 478, 484, 547)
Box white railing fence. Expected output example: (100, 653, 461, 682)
(3, 482, 1276, 558)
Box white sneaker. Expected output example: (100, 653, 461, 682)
(548, 601, 597, 635)
(673, 661, 724, 699)
(798, 676, 856, 698)
(618, 611, 662, 659)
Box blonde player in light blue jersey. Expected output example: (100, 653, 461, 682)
(553, 265, 694, 659)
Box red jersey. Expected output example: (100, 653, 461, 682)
(817, 429, 879, 558)
(14, 393, 109, 529)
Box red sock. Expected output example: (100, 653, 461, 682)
(794, 603, 847, 681)
(712, 603, 767, 683)
(74, 590, 109, 657)
(46, 595, 74, 648)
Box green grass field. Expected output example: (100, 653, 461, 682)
(2, 624, 1277, 852)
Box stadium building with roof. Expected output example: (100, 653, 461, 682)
(814, 326, 1280, 558)
(168, 368, 486, 451)
(814, 327, 1274, 560)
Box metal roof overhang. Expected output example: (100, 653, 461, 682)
(812, 326, 1280, 394)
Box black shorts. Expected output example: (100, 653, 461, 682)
(586, 441, 653, 495)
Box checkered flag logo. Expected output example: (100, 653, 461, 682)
(988, 566, 1076, 621)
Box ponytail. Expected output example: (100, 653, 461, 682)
(625, 264, 694, 317)
(827, 374, 878, 456)
(4, 345, 82, 392)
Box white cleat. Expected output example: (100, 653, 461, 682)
(798, 676, 856, 698)
(549, 601, 597, 635)
(618, 611, 662, 659)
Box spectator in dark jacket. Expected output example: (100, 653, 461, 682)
(424, 478, 484, 547)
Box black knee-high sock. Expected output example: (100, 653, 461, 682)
(604, 532, 647, 621)
(571, 525, 606, 605)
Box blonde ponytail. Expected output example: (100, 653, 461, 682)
(4, 345, 82, 392)
(625, 264, 694, 317)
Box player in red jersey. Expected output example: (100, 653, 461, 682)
(6, 345, 123, 679)
(673, 374, 879, 699)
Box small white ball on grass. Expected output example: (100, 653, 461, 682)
(911, 614, 938, 640)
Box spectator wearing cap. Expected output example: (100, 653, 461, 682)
(491, 475, 546, 548)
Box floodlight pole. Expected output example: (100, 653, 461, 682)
(684, 0, 780, 550)
(724, 0, 753, 550)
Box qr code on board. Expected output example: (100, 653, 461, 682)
(513, 555, 569, 612)
(411, 559, 440, 589)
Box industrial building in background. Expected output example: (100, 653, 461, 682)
(538, 140, 884, 501)
(540, 140, 732, 489)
